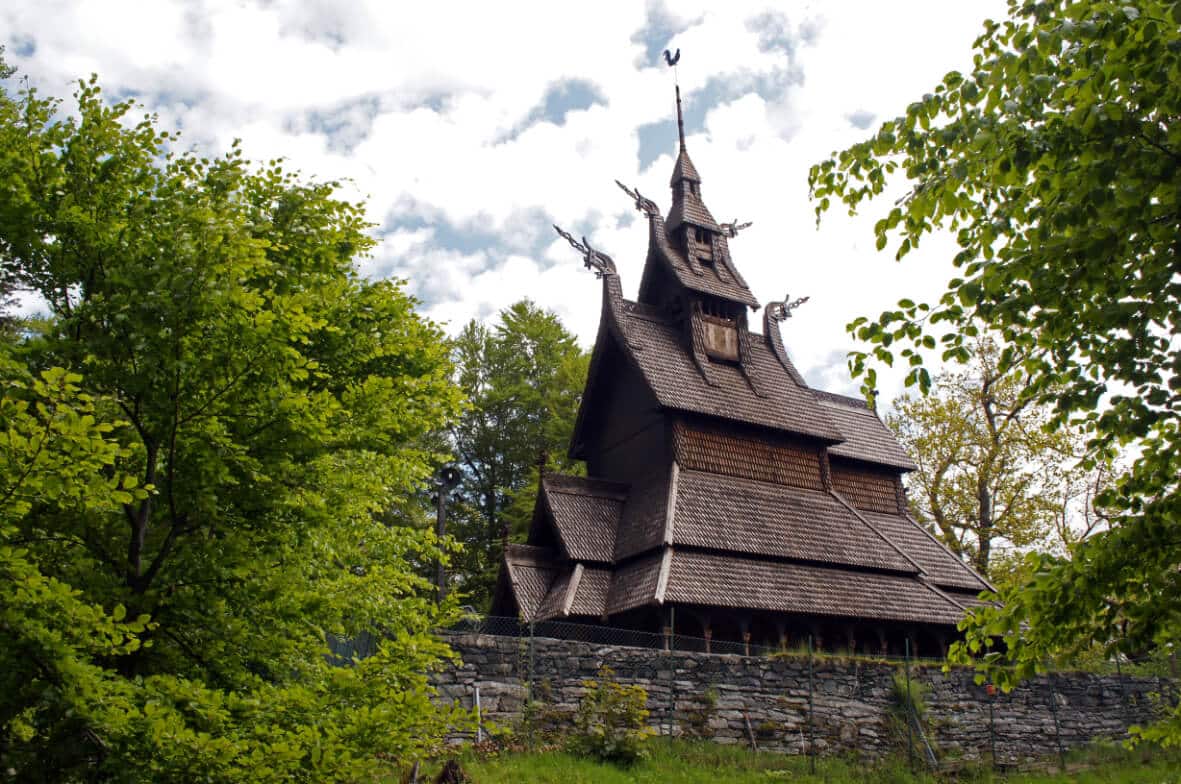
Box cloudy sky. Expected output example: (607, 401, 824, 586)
(3, 0, 1008, 402)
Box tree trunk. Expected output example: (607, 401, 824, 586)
(976, 483, 993, 574)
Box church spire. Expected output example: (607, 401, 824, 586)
(667, 80, 712, 229)
(676, 84, 686, 150)
(634, 50, 758, 314)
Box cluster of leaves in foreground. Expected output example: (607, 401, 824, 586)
(568, 667, 654, 765)
(0, 68, 466, 781)
(810, 0, 1180, 745)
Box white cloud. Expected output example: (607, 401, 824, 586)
(2, 0, 1009, 407)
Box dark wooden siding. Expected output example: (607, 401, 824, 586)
(672, 417, 824, 491)
(583, 348, 667, 482)
(829, 459, 903, 515)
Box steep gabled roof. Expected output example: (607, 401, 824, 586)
(502, 544, 561, 621)
(816, 391, 918, 470)
(641, 211, 758, 307)
(541, 474, 626, 564)
(612, 303, 842, 441)
(666, 158, 720, 233)
(669, 145, 701, 184)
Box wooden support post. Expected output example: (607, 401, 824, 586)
(703, 626, 712, 654)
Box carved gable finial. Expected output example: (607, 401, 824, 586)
(615, 180, 660, 218)
(719, 219, 753, 238)
(552, 224, 616, 279)
(766, 293, 810, 322)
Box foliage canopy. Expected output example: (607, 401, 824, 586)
(449, 300, 588, 608)
(809, 0, 1180, 744)
(0, 66, 465, 780)
(887, 339, 1106, 579)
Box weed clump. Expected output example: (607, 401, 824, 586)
(569, 666, 654, 765)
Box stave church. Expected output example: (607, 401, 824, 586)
(490, 85, 992, 657)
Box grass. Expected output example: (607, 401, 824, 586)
(403, 740, 1180, 784)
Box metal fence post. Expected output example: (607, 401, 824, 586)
(807, 634, 816, 775)
(1048, 664, 1065, 771)
(668, 606, 676, 743)
(475, 685, 483, 744)
(1115, 654, 1128, 731)
(987, 685, 997, 769)
(527, 619, 536, 752)
(905, 637, 915, 774)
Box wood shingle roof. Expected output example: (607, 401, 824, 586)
(816, 391, 917, 470)
(643, 212, 759, 307)
(613, 304, 842, 442)
(541, 475, 626, 564)
(495, 112, 994, 635)
(663, 550, 966, 626)
(670, 470, 917, 574)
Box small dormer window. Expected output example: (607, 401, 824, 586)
(700, 299, 739, 361)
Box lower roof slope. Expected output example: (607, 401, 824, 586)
(664, 550, 965, 626)
(858, 509, 991, 593)
(503, 469, 985, 628)
(671, 470, 916, 574)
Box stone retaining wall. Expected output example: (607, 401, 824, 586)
(433, 633, 1170, 763)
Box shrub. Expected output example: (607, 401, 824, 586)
(569, 666, 654, 765)
(889, 669, 938, 762)
(685, 686, 719, 737)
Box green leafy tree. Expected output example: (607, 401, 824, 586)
(809, 0, 1180, 743)
(449, 300, 588, 608)
(0, 68, 465, 781)
(888, 339, 1105, 578)
(0, 47, 18, 330)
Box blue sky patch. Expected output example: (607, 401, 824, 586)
(498, 79, 606, 143)
(846, 109, 876, 130)
(10, 35, 36, 58)
(630, 0, 700, 68)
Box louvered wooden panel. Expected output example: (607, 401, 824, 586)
(830, 464, 901, 514)
(673, 421, 824, 490)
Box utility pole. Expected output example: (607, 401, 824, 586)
(434, 465, 461, 602)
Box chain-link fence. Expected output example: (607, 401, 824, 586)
(450, 613, 958, 664)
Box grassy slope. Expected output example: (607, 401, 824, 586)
(421, 741, 1179, 784)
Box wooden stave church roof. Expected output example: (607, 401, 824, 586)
(497, 110, 991, 630)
